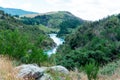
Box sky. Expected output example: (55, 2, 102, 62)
(0, 0, 120, 21)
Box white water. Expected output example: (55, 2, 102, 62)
(46, 34, 64, 55)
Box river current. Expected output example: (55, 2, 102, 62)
(46, 34, 64, 55)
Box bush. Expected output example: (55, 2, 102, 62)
(56, 48, 111, 70)
(84, 62, 99, 80)
(0, 29, 48, 65)
(27, 47, 48, 66)
(0, 29, 30, 58)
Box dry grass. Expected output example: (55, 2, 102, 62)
(0, 55, 22, 80)
(67, 70, 120, 80)
(63, 64, 120, 80)
(98, 68, 120, 80)
(68, 71, 87, 80)
(0, 55, 120, 80)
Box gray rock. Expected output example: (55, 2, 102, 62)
(16, 64, 45, 79)
(50, 65, 69, 74)
(16, 64, 69, 80)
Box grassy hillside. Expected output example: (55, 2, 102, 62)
(55, 14, 120, 69)
(21, 11, 83, 27)
(20, 11, 84, 37)
(37, 24, 59, 33)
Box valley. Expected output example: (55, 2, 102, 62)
(0, 5, 120, 80)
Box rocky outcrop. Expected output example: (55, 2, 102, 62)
(16, 64, 45, 79)
(16, 64, 69, 80)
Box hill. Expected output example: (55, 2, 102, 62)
(56, 14, 120, 69)
(21, 11, 84, 27)
(21, 11, 84, 37)
(0, 7, 38, 16)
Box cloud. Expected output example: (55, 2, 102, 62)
(0, 0, 3, 3)
(0, 0, 120, 20)
(64, 0, 120, 20)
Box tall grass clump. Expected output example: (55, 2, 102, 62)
(83, 62, 99, 80)
(0, 55, 23, 80)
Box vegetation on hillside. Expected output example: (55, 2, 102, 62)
(0, 10, 55, 50)
(21, 11, 84, 36)
(56, 14, 120, 70)
(0, 10, 56, 65)
(0, 29, 48, 65)
(38, 24, 59, 33)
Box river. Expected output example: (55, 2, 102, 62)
(46, 34, 64, 55)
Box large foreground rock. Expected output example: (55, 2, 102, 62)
(16, 64, 69, 80)
(16, 64, 46, 79)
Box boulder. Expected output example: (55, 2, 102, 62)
(50, 65, 69, 74)
(16, 64, 69, 80)
(16, 64, 46, 79)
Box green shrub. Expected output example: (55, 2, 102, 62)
(0, 29, 48, 65)
(27, 47, 48, 65)
(84, 62, 99, 80)
(0, 29, 30, 58)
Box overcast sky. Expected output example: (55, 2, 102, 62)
(0, 0, 120, 21)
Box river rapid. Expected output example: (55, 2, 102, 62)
(46, 34, 64, 55)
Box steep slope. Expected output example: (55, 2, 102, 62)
(0, 10, 57, 66)
(0, 7, 38, 15)
(0, 10, 55, 50)
(56, 14, 120, 69)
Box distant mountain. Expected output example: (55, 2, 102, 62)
(0, 7, 38, 16)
